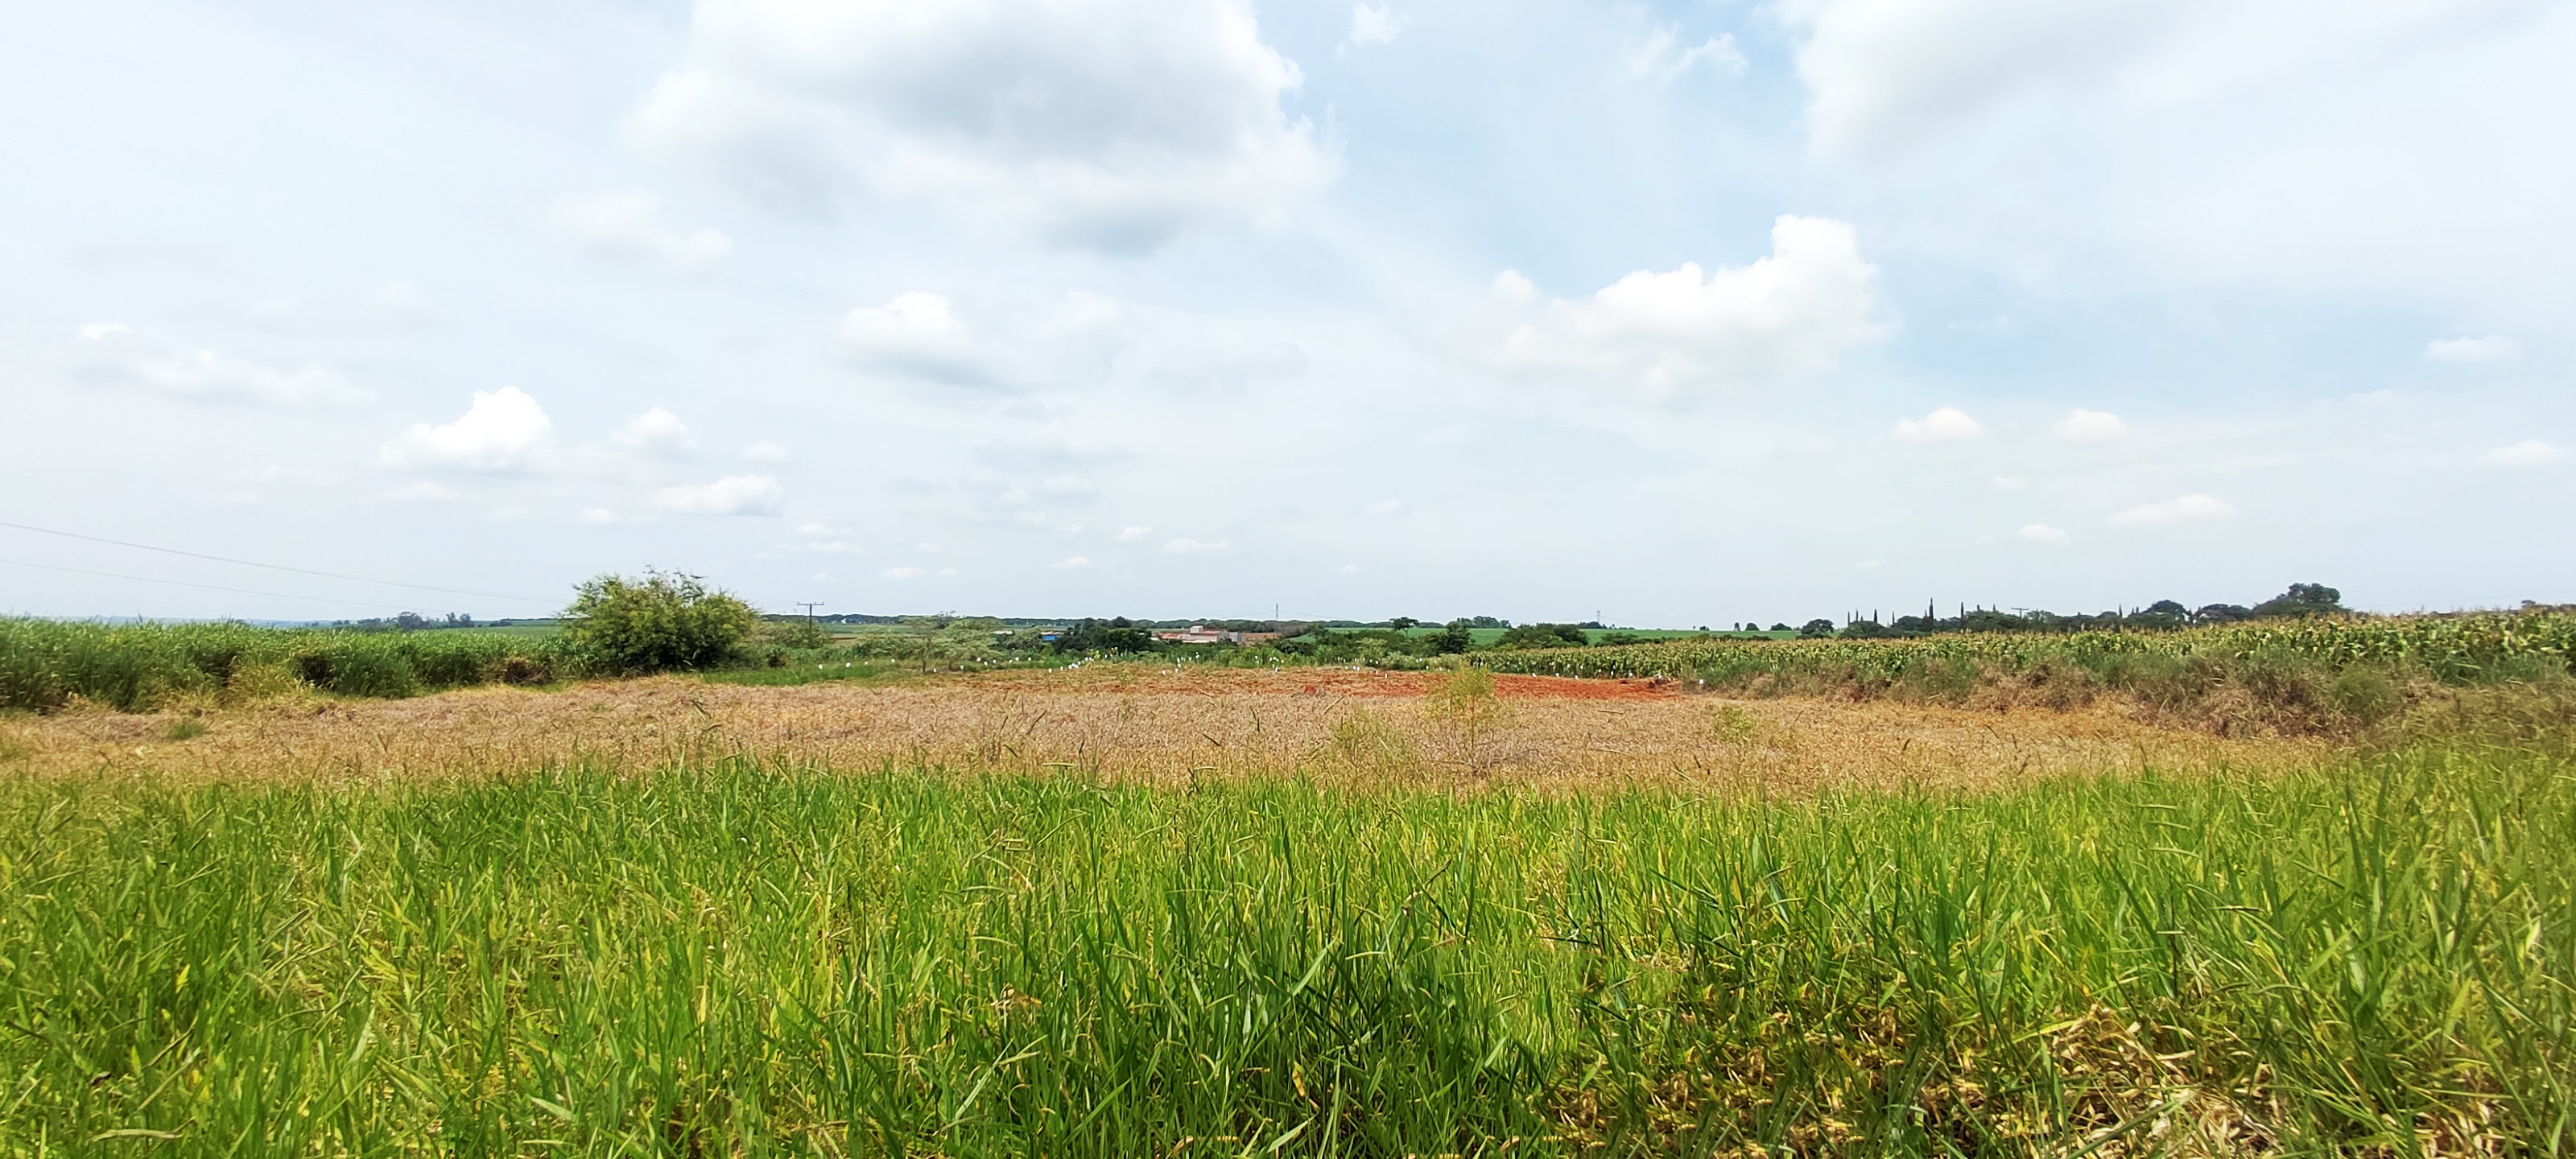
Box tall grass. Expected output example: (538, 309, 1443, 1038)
(0, 619, 556, 712)
(3, 742, 2568, 1153)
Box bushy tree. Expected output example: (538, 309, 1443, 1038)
(2252, 584, 2347, 619)
(1052, 618, 1159, 654)
(1435, 620, 1474, 654)
(1798, 619, 1835, 638)
(560, 570, 759, 674)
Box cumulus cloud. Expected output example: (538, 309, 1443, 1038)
(654, 474, 785, 516)
(381, 386, 554, 472)
(552, 189, 733, 272)
(1893, 406, 1982, 443)
(1163, 537, 1230, 554)
(1629, 27, 1745, 82)
(1115, 526, 1151, 541)
(2109, 493, 2233, 526)
(2017, 523, 2068, 545)
(1500, 216, 1884, 398)
(2425, 336, 2523, 364)
(1053, 555, 1095, 569)
(840, 292, 983, 383)
(1342, 4, 1403, 53)
(72, 324, 365, 408)
(1492, 270, 1536, 303)
(613, 406, 696, 457)
(2487, 439, 2563, 467)
(2053, 409, 2125, 440)
(628, 0, 1338, 251)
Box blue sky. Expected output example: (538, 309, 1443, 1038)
(2, 0, 2568, 625)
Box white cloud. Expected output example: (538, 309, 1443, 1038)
(381, 386, 554, 472)
(2425, 336, 2524, 364)
(2487, 439, 2563, 467)
(2109, 493, 2234, 526)
(1342, 4, 1404, 53)
(2017, 523, 2068, 545)
(1990, 474, 2027, 491)
(743, 441, 793, 464)
(73, 324, 364, 408)
(654, 474, 785, 516)
(2053, 409, 2125, 440)
(1115, 526, 1151, 541)
(1053, 555, 1094, 569)
(1629, 27, 1745, 82)
(629, 0, 1337, 251)
(883, 566, 928, 580)
(577, 507, 619, 525)
(552, 189, 733, 272)
(1163, 537, 1231, 554)
(841, 292, 984, 384)
(1492, 270, 1536, 303)
(1893, 406, 1982, 443)
(1855, 557, 1887, 570)
(612, 406, 696, 457)
(1364, 498, 1402, 515)
(1501, 216, 1885, 398)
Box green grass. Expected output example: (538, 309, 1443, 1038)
(2, 742, 2569, 1154)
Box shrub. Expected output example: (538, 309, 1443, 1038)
(559, 571, 759, 676)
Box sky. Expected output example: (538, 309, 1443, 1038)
(1, 0, 2569, 627)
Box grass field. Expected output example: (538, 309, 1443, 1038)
(3, 621, 2571, 1154)
(2, 737, 2568, 1154)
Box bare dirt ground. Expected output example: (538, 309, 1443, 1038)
(1, 665, 2320, 794)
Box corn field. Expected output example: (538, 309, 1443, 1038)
(1474, 611, 2576, 685)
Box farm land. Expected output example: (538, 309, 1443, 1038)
(2, 611, 2573, 1154)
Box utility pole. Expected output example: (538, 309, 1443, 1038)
(796, 600, 824, 626)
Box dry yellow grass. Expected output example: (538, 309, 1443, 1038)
(0, 664, 2319, 792)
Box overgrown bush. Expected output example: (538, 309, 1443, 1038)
(559, 571, 759, 676)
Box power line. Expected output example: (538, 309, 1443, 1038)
(0, 558, 430, 612)
(0, 519, 555, 604)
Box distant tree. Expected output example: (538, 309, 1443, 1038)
(1387, 617, 1419, 633)
(1839, 620, 1889, 639)
(2252, 584, 2347, 619)
(1436, 620, 1474, 654)
(561, 570, 759, 675)
(2194, 603, 2256, 625)
(2128, 600, 2189, 629)
(395, 611, 430, 631)
(1770, 623, 1792, 633)
(1598, 631, 1642, 647)
(1496, 623, 1590, 649)
(1053, 618, 1160, 654)
(1798, 619, 1835, 638)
